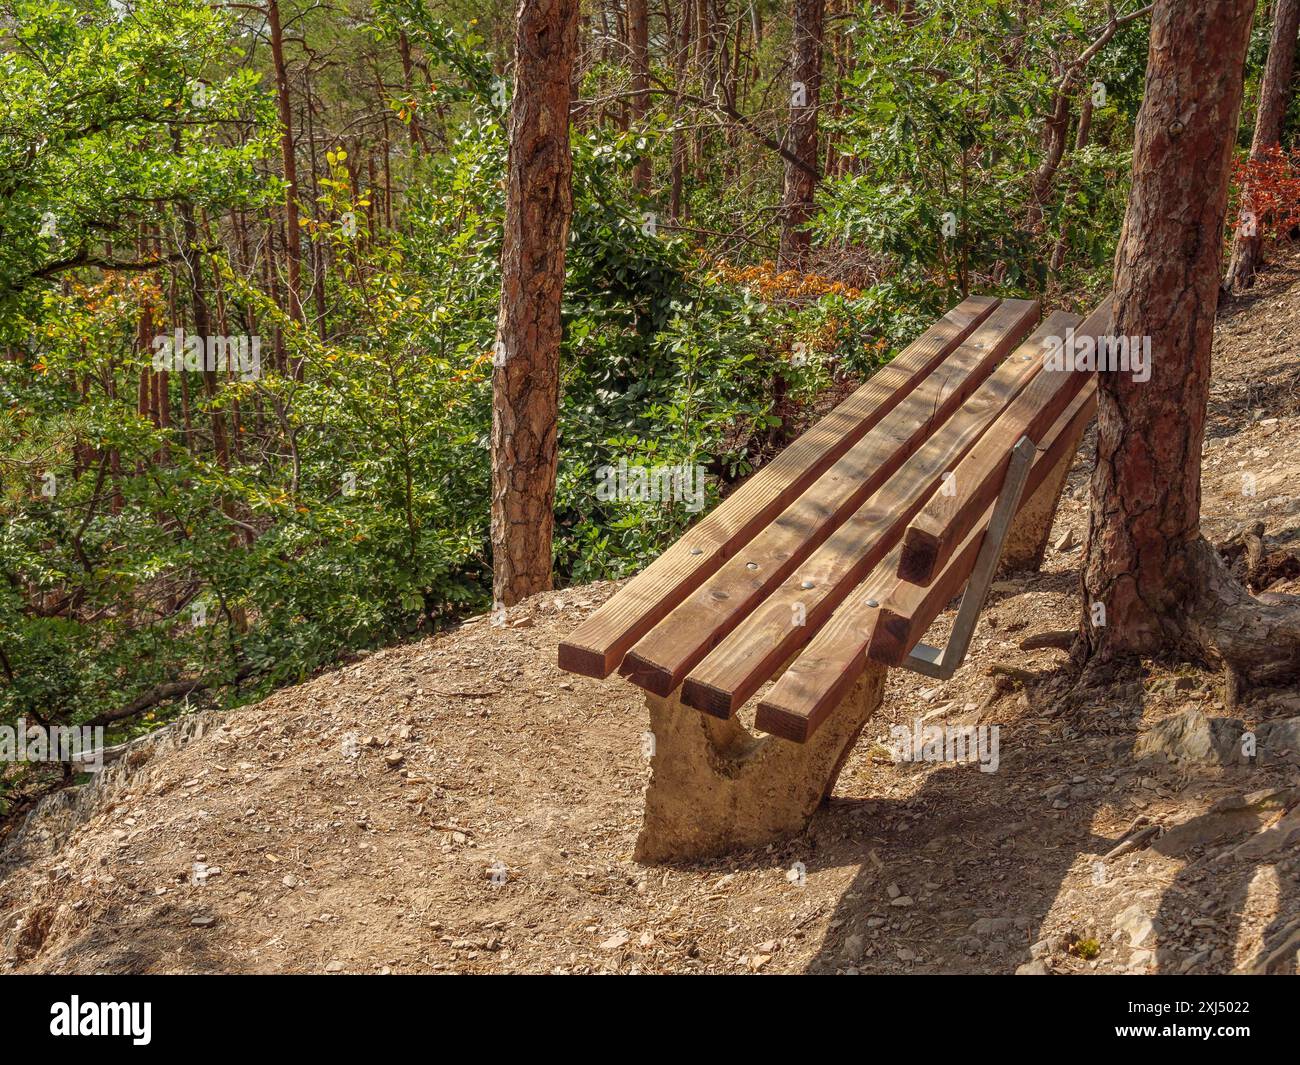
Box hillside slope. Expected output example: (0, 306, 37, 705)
(4, 260, 1300, 976)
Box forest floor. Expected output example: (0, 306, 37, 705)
(4, 257, 1300, 976)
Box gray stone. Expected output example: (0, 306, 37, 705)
(842, 934, 866, 962)
(1114, 903, 1161, 947)
(1015, 960, 1050, 975)
(1232, 806, 1300, 860)
(1134, 707, 1244, 765)
(1255, 717, 1300, 765)
(969, 916, 1015, 935)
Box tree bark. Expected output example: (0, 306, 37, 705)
(266, 0, 304, 326)
(1225, 0, 1300, 291)
(490, 0, 578, 608)
(629, 0, 651, 191)
(1079, 0, 1300, 688)
(777, 0, 825, 269)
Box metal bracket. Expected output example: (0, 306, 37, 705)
(900, 435, 1037, 680)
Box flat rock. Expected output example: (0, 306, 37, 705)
(1232, 806, 1300, 860)
(1134, 707, 1244, 765)
(1255, 717, 1300, 765)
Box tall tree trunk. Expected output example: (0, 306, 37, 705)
(669, 0, 691, 219)
(629, 0, 651, 191)
(266, 0, 304, 326)
(777, 0, 825, 269)
(491, 0, 578, 608)
(397, 31, 427, 149)
(1225, 0, 1300, 291)
(1049, 85, 1096, 275)
(1079, 0, 1300, 687)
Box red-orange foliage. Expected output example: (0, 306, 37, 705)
(1230, 145, 1300, 240)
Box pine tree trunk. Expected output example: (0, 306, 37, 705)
(1081, 0, 1264, 671)
(629, 0, 651, 191)
(777, 0, 825, 269)
(266, 0, 304, 325)
(1225, 0, 1300, 292)
(490, 0, 578, 608)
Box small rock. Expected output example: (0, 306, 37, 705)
(190, 915, 216, 928)
(970, 917, 1015, 935)
(1114, 903, 1160, 947)
(600, 931, 630, 950)
(842, 934, 866, 962)
(1015, 960, 1050, 975)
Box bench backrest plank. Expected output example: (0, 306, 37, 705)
(869, 380, 1098, 664)
(897, 304, 1110, 585)
(618, 298, 1040, 696)
(679, 310, 1079, 718)
(753, 378, 1098, 742)
(557, 295, 1000, 678)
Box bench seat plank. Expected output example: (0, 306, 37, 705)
(557, 295, 1001, 678)
(618, 299, 1041, 696)
(679, 310, 1080, 718)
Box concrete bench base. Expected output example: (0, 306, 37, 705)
(635, 664, 886, 864)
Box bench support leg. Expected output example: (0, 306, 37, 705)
(635, 664, 887, 864)
(1000, 418, 1088, 573)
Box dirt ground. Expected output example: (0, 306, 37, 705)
(3, 257, 1299, 976)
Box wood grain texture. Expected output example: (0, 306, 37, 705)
(680, 311, 1078, 718)
(754, 378, 1097, 743)
(557, 296, 1000, 677)
(618, 298, 1040, 696)
(896, 303, 1108, 585)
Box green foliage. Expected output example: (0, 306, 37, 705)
(817, 1, 1139, 299)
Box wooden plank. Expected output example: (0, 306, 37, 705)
(870, 381, 1099, 665)
(896, 302, 1110, 586)
(556, 296, 1001, 678)
(754, 379, 1097, 743)
(618, 298, 1041, 696)
(679, 311, 1079, 718)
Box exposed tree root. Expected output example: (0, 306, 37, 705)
(1072, 536, 1300, 694)
(1185, 536, 1300, 686)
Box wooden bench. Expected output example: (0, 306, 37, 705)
(560, 296, 1109, 862)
